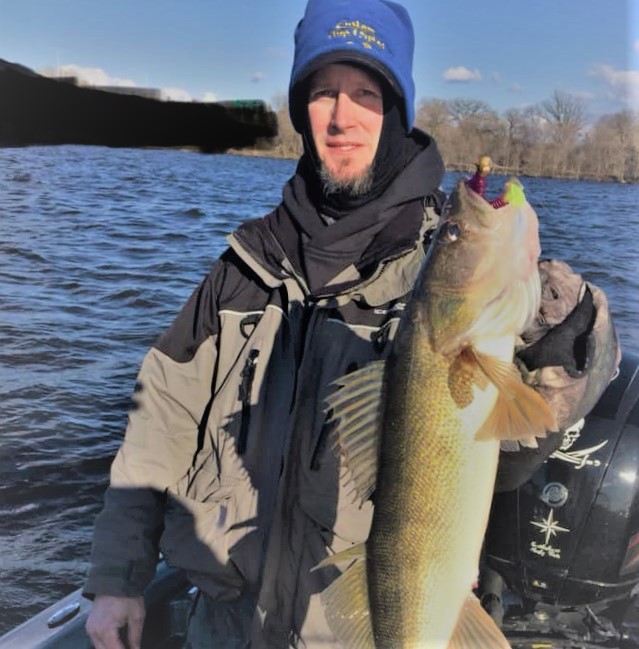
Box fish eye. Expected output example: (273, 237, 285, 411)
(443, 221, 460, 242)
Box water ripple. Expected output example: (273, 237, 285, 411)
(0, 147, 636, 635)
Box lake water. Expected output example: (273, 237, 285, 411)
(0, 146, 637, 635)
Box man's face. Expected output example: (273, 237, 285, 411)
(307, 63, 384, 192)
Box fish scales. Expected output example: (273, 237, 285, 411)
(369, 311, 503, 647)
(319, 180, 556, 649)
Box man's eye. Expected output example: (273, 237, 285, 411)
(309, 88, 334, 100)
(356, 88, 383, 106)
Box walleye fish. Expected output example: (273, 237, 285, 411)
(319, 180, 557, 649)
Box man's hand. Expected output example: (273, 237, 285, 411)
(85, 595, 145, 649)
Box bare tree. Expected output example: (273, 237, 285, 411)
(415, 98, 451, 141)
(446, 98, 493, 125)
(502, 108, 534, 173)
(539, 91, 587, 177)
(607, 111, 638, 182)
(541, 91, 587, 136)
(270, 92, 303, 159)
(437, 99, 500, 169)
(581, 111, 639, 182)
(255, 87, 638, 183)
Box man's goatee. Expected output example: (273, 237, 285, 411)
(319, 162, 374, 197)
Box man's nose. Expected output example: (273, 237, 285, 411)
(330, 92, 356, 131)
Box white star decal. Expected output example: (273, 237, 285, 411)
(531, 509, 570, 546)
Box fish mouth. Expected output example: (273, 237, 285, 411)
(425, 179, 543, 353)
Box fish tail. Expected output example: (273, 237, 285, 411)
(448, 593, 512, 649)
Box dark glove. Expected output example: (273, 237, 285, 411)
(516, 259, 620, 431)
(518, 281, 596, 375)
(495, 259, 621, 492)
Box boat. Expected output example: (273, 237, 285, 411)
(2, 349, 638, 649)
(0, 59, 277, 153)
(484, 347, 639, 648)
(0, 561, 191, 649)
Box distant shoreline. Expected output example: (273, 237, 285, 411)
(226, 147, 636, 185)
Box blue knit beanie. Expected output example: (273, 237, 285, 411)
(289, 0, 415, 133)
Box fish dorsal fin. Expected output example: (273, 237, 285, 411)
(469, 347, 557, 446)
(448, 593, 512, 649)
(324, 361, 385, 502)
(316, 544, 375, 649)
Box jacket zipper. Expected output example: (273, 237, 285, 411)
(238, 349, 260, 455)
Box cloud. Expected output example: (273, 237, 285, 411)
(41, 64, 137, 88)
(202, 92, 218, 103)
(490, 72, 501, 83)
(634, 40, 639, 53)
(251, 71, 266, 83)
(508, 83, 523, 93)
(442, 66, 481, 83)
(40, 63, 200, 102)
(161, 87, 193, 102)
(590, 64, 639, 108)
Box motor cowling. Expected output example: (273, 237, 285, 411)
(486, 349, 639, 608)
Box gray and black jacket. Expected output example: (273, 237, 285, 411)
(85, 132, 576, 647)
(83, 127, 446, 644)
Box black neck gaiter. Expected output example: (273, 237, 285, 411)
(262, 89, 445, 295)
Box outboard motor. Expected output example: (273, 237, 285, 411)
(482, 349, 639, 648)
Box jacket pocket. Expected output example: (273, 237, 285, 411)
(162, 466, 261, 590)
(160, 490, 244, 596)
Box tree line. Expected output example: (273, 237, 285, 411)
(265, 90, 639, 184)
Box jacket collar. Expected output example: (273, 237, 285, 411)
(227, 129, 444, 300)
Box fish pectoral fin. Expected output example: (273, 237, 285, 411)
(471, 348, 557, 443)
(324, 360, 385, 502)
(317, 543, 375, 649)
(448, 593, 512, 649)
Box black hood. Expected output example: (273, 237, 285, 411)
(232, 129, 444, 296)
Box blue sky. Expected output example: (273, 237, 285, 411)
(1, 0, 637, 118)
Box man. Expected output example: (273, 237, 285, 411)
(84, 0, 618, 647)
